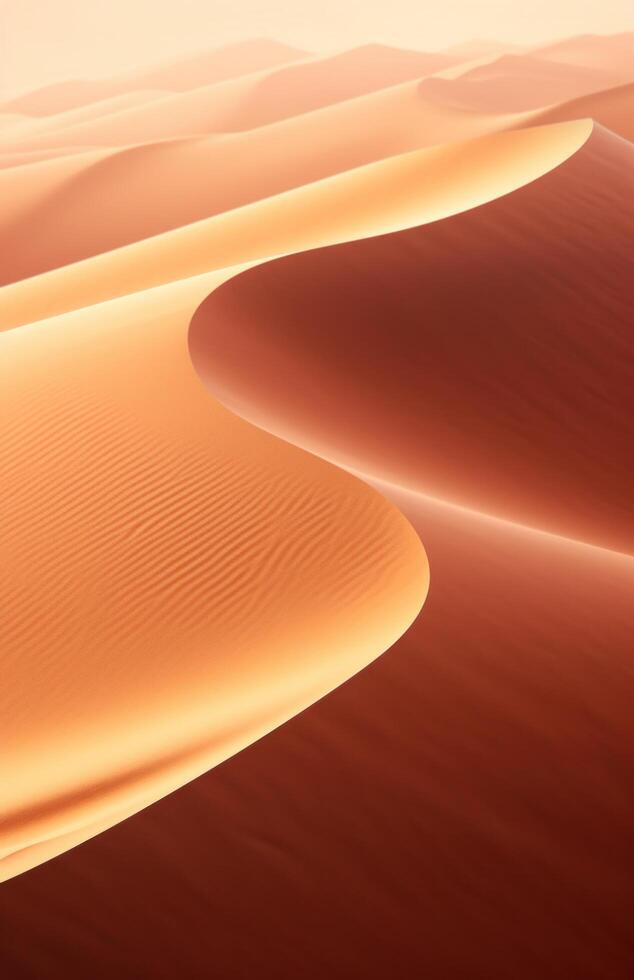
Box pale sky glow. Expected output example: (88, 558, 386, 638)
(2, 0, 634, 99)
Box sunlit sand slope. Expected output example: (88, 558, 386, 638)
(0, 88, 514, 282)
(0, 287, 427, 882)
(0, 120, 591, 330)
(1, 488, 632, 980)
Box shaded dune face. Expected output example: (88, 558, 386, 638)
(191, 123, 634, 554)
(1, 490, 633, 980)
(0, 300, 427, 882)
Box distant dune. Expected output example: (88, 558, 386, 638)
(419, 53, 625, 111)
(534, 31, 634, 73)
(0, 121, 589, 328)
(0, 89, 168, 148)
(0, 39, 307, 116)
(214, 43, 460, 130)
(0, 87, 511, 282)
(530, 80, 634, 142)
(0, 45, 464, 154)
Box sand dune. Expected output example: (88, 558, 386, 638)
(0, 145, 103, 169)
(0, 71, 296, 154)
(211, 43, 460, 131)
(420, 53, 623, 111)
(0, 146, 116, 236)
(0, 120, 590, 330)
(0, 277, 427, 882)
(443, 39, 525, 60)
(7, 56, 633, 285)
(116, 38, 309, 93)
(1, 484, 632, 978)
(0, 39, 307, 117)
(0, 86, 515, 283)
(0, 89, 168, 149)
(534, 31, 634, 74)
(191, 121, 634, 554)
(1, 30, 632, 980)
(0, 45, 468, 154)
(0, 79, 159, 118)
(529, 80, 634, 142)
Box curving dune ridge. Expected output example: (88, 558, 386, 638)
(191, 121, 634, 554)
(0, 119, 591, 328)
(1, 30, 633, 980)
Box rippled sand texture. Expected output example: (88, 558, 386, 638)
(1, 30, 634, 980)
(0, 289, 427, 882)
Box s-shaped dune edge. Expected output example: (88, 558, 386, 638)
(189, 118, 633, 555)
(0, 116, 601, 882)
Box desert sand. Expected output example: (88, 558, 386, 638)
(1, 30, 633, 980)
(0, 279, 427, 882)
(190, 121, 633, 553)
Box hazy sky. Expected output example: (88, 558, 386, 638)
(2, 0, 634, 99)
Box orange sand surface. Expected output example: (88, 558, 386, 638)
(1, 32, 633, 980)
(0, 281, 426, 882)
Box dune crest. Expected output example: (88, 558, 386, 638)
(0, 119, 591, 329)
(190, 121, 634, 554)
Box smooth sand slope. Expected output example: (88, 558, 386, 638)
(1, 486, 632, 980)
(0, 89, 169, 150)
(0, 45, 463, 153)
(419, 53, 625, 111)
(0, 282, 427, 882)
(212, 43, 459, 130)
(5, 51, 634, 285)
(0, 39, 307, 116)
(530, 81, 634, 142)
(534, 31, 634, 74)
(0, 81, 521, 283)
(0, 103, 485, 281)
(191, 122, 634, 554)
(0, 145, 106, 169)
(0, 75, 275, 153)
(0, 120, 591, 330)
(1, 32, 632, 980)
